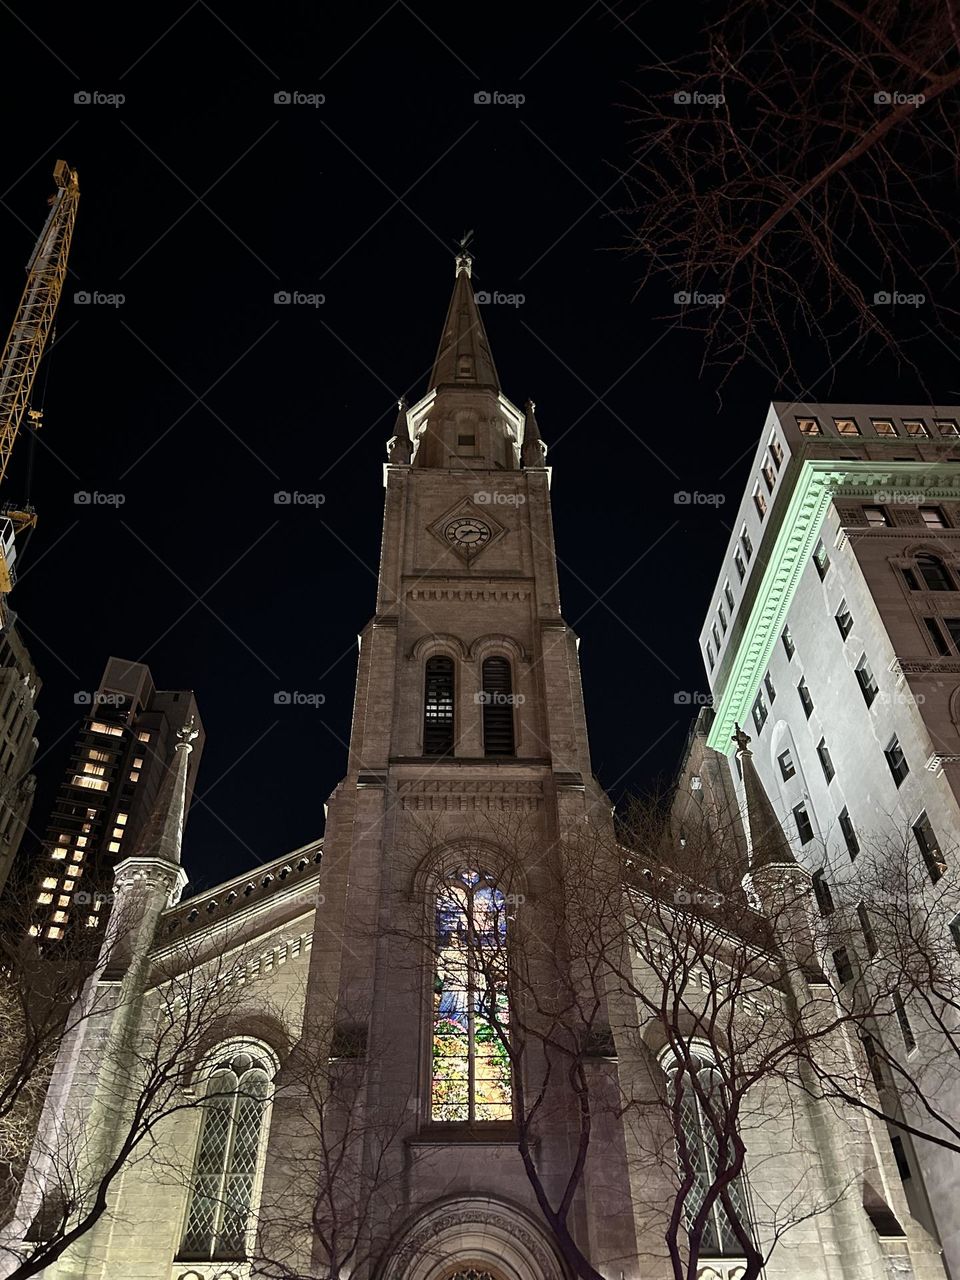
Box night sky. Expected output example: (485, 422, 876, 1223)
(2, 2, 957, 893)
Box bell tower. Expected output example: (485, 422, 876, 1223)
(259, 250, 636, 1280)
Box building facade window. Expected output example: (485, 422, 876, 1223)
(920, 506, 947, 529)
(902, 419, 928, 438)
(781, 625, 795, 659)
(763, 672, 776, 703)
(423, 656, 455, 755)
(884, 736, 909, 787)
(793, 803, 814, 844)
(797, 417, 821, 436)
(835, 601, 853, 640)
(871, 418, 897, 437)
(835, 417, 860, 436)
(816, 738, 835, 784)
(813, 540, 830, 579)
(838, 807, 860, 860)
(777, 748, 796, 781)
(797, 678, 814, 718)
(812, 870, 834, 915)
(752, 691, 767, 734)
(913, 812, 946, 883)
(943, 618, 960, 652)
(854, 654, 879, 706)
(662, 1049, 753, 1258)
(893, 993, 917, 1053)
(857, 903, 878, 957)
(724, 581, 735, 611)
(480, 657, 516, 756)
(915, 553, 953, 591)
(769, 437, 783, 468)
(734, 549, 746, 581)
(179, 1049, 271, 1261)
(833, 947, 854, 984)
(740, 527, 753, 560)
(706, 642, 715, 671)
(863, 505, 890, 527)
(923, 617, 950, 655)
(432, 868, 512, 1123)
(935, 419, 960, 437)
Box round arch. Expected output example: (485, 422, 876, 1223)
(378, 1197, 568, 1280)
(468, 634, 528, 664)
(410, 633, 469, 662)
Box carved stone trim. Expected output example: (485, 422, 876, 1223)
(397, 779, 543, 812)
(381, 1199, 564, 1280)
(407, 587, 530, 603)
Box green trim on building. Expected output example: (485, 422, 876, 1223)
(707, 460, 960, 754)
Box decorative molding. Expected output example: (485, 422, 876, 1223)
(708, 461, 960, 753)
(407, 586, 530, 603)
(398, 779, 543, 812)
(383, 1202, 561, 1280)
(408, 633, 469, 661)
(467, 633, 528, 663)
(697, 1262, 748, 1280)
(172, 1266, 248, 1280)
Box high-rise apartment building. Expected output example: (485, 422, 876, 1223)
(30, 657, 203, 940)
(0, 615, 40, 894)
(701, 401, 960, 1265)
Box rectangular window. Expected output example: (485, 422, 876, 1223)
(712, 623, 721, 650)
(128, 771, 140, 783)
(935, 419, 960, 437)
(777, 748, 796, 781)
(893, 993, 916, 1052)
(885, 736, 909, 787)
(902, 418, 928, 437)
(951, 914, 960, 954)
(835, 417, 861, 436)
(764, 672, 776, 703)
(943, 617, 960, 652)
(913, 812, 946, 883)
(833, 947, 854, 984)
(817, 738, 835, 784)
(769, 438, 784, 469)
(752, 691, 768, 734)
(920, 506, 947, 529)
(753, 485, 767, 519)
(71, 776, 108, 791)
(89, 721, 123, 737)
(854, 654, 879, 707)
(706, 642, 715, 671)
(137, 730, 151, 742)
(718, 605, 727, 634)
(857, 903, 878, 957)
(724, 581, 735, 611)
(797, 677, 814, 718)
(871, 418, 897, 436)
(797, 417, 821, 436)
(781, 625, 795, 659)
(835, 601, 853, 639)
(740, 527, 753, 560)
(812, 870, 834, 915)
(863, 505, 890, 527)
(890, 1136, 912, 1182)
(813, 540, 830, 579)
(925, 616, 950, 656)
(793, 803, 814, 844)
(734, 549, 746, 581)
(838, 807, 860, 859)
(457, 433, 476, 446)
(762, 462, 776, 492)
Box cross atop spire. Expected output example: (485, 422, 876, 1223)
(428, 234, 499, 393)
(455, 229, 474, 279)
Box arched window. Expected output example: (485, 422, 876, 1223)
(663, 1050, 752, 1258)
(480, 657, 515, 756)
(431, 869, 512, 1123)
(179, 1049, 271, 1261)
(914, 553, 954, 591)
(424, 656, 455, 755)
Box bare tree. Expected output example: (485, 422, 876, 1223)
(622, 1, 960, 384)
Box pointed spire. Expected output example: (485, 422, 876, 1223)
(428, 247, 500, 392)
(130, 717, 198, 868)
(733, 724, 798, 871)
(521, 399, 548, 467)
(387, 396, 412, 464)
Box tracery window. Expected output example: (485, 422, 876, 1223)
(663, 1050, 753, 1258)
(179, 1049, 271, 1261)
(431, 868, 512, 1122)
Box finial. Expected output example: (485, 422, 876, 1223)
(177, 716, 199, 750)
(454, 229, 474, 278)
(387, 395, 413, 464)
(521, 398, 548, 467)
(732, 722, 752, 757)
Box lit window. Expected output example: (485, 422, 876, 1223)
(37, 892, 53, 905)
(761, 462, 776, 493)
(86, 915, 98, 928)
(180, 1049, 272, 1260)
(855, 654, 879, 707)
(128, 772, 140, 783)
(863, 506, 889, 527)
(28, 925, 39, 938)
(769, 437, 783, 469)
(423, 657, 455, 756)
(67, 864, 81, 876)
(89, 721, 123, 737)
(52, 911, 68, 924)
(72, 776, 109, 791)
(662, 1050, 753, 1257)
(935, 419, 959, 437)
(797, 417, 821, 436)
(57, 833, 70, 845)
(902, 419, 928, 437)
(41, 876, 57, 889)
(885, 736, 909, 787)
(793, 803, 814, 844)
(753, 485, 767, 519)
(86, 809, 97, 819)
(431, 868, 512, 1123)
(752, 691, 768, 734)
(112, 827, 124, 840)
(116, 812, 128, 825)
(82, 764, 106, 778)
(913, 812, 946, 883)
(781, 625, 795, 659)
(133, 757, 144, 769)
(920, 506, 946, 529)
(871, 418, 897, 437)
(62, 879, 74, 891)
(817, 738, 835, 784)
(46, 927, 63, 940)
(835, 418, 860, 435)
(86, 749, 111, 763)
(138, 731, 150, 742)
(76, 836, 87, 847)
(108, 841, 121, 853)
(835, 601, 853, 640)
(813, 540, 830, 579)
(777, 748, 795, 781)
(839, 807, 859, 859)
(51, 848, 67, 860)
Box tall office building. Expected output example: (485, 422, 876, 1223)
(0, 616, 40, 895)
(31, 657, 203, 940)
(700, 401, 960, 1265)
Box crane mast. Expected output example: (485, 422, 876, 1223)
(0, 159, 80, 598)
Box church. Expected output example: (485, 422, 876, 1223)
(1, 252, 951, 1280)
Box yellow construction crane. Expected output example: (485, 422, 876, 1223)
(0, 159, 80, 596)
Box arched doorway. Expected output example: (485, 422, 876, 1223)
(380, 1197, 565, 1280)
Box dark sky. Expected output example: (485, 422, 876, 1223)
(2, 1, 957, 893)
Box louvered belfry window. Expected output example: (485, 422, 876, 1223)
(481, 657, 515, 756)
(180, 1051, 270, 1260)
(424, 656, 455, 755)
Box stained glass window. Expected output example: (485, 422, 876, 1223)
(180, 1050, 270, 1260)
(431, 869, 512, 1122)
(664, 1052, 752, 1258)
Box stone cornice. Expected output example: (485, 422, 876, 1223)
(707, 460, 960, 753)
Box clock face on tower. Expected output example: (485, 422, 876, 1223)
(443, 516, 492, 551)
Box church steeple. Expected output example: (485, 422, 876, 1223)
(733, 724, 798, 872)
(427, 246, 500, 393)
